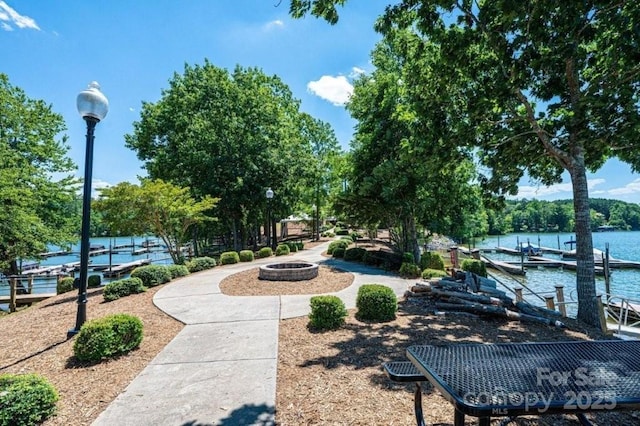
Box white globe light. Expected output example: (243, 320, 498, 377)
(77, 81, 109, 121)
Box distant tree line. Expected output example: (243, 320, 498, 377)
(485, 198, 640, 235)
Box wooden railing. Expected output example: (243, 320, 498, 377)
(0, 275, 58, 312)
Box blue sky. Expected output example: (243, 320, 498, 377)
(3, 1, 640, 203)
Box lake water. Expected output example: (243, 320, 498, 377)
(0, 237, 173, 310)
(472, 231, 640, 316)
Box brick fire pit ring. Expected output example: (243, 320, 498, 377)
(259, 262, 319, 281)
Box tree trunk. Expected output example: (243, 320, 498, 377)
(570, 162, 600, 327)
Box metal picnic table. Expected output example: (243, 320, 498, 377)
(404, 340, 640, 425)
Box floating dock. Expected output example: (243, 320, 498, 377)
(102, 259, 152, 279)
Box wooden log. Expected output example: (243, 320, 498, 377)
(435, 301, 565, 328)
(431, 289, 505, 306)
(410, 283, 432, 293)
(404, 290, 431, 298)
(515, 301, 562, 318)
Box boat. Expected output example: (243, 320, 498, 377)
(597, 225, 616, 232)
(515, 243, 542, 256)
(561, 248, 616, 262)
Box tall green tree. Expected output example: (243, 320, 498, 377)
(290, 0, 640, 327)
(126, 61, 328, 250)
(95, 179, 218, 264)
(0, 74, 79, 275)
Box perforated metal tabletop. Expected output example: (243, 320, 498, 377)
(407, 340, 640, 423)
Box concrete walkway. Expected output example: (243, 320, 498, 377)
(92, 241, 412, 426)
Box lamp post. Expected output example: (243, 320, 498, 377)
(68, 82, 108, 339)
(266, 188, 274, 250)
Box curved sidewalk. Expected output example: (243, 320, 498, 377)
(92, 241, 412, 426)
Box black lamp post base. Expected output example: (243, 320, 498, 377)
(67, 328, 80, 339)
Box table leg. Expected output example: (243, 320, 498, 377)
(414, 383, 426, 426)
(454, 409, 465, 426)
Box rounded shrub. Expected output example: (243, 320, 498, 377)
(275, 244, 290, 256)
(256, 247, 273, 259)
(167, 264, 190, 279)
(344, 247, 367, 262)
(103, 277, 146, 302)
(420, 251, 445, 271)
(57, 276, 75, 294)
(402, 252, 415, 264)
(356, 284, 397, 322)
(332, 247, 346, 258)
(327, 239, 350, 255)
(422, 268, 448, 279)
(308, 295, 347, 331)
(399, 262, 421, 278)
(186, 256, 216, 272)
(0, 373, 59, 426)
(461, 259, 487, 277)
(286, 242, 298, 253)
(296, 241, 304, 250)
(88, 274, 102, 288)
(131, 265, 172, 287)
(73, 314, 143, 362)
(220, 251, 240, 265)
(239, 250, 255, 262)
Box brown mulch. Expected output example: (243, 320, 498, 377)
(2, 242, 639, 425)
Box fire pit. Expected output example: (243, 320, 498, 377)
(259, 262, 319, 281)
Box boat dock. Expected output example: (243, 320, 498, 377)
(102, 259, 152, 279)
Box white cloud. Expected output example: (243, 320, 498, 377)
(608, 178, 640, 195)
(129, 107, 135, 112)
(263, 19, 284, 31)
(349, 67, 366, 78)
(0, 2, 40, 31)
(516, 178, 605, 199)
(307, 75, 353, 106)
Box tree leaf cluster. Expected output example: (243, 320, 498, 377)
(0, 74, 79, 275)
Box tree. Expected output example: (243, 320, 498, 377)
(0, 74, 79, 276)
(95, 179, 218, 264)
(289, 0, 640, 327)
(126, 61, 329, 250)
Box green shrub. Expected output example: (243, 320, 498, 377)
(332, 247, 346, 258)
(422, 268, 449, 279)
(296, 241, 304, 250)
(350, 232, 361, 242)
(220, 251, 240, 265)
(73, 314, 143, 362)
(131, 265, 172, 287)
(87, 274, 101, 288)
(399, 262, 421, 278)
(167, 264, 190, 279)
(103, 278, 146, 302)
(186, 256, 216, 272)
(402, 252, 415, 264)
(420, 252, 445, 271)
(0, 373, 58, 426)
(57, 276, 75, 294)
(461, 259, 487, 277)
(335, 228, 349, 235)
(344, 247, 367, 262)
(308, 295, 347, 331)
(362, 251, 379, 266)
(327, 239, 350, 255)
(239, 250, 255, 262)
(256, 247, 273, 259)
(275, 244, 290, 256)
(356, 284, 397, 322)
(321, 231, 335, 238)
(286, 242, 299, 253)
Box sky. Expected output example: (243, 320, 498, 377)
(3, 0, 640, 203)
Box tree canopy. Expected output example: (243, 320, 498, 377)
(125, 61, 342, 250)
(289, 0, 640, 327)
(0, 74, 79, 275)
(95, 179, 218, 264)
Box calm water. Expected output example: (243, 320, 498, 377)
(472, 231, 640, 316)
(1, 237, 172, 310)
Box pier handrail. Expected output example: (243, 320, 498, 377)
(603, 293, 640, 333)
